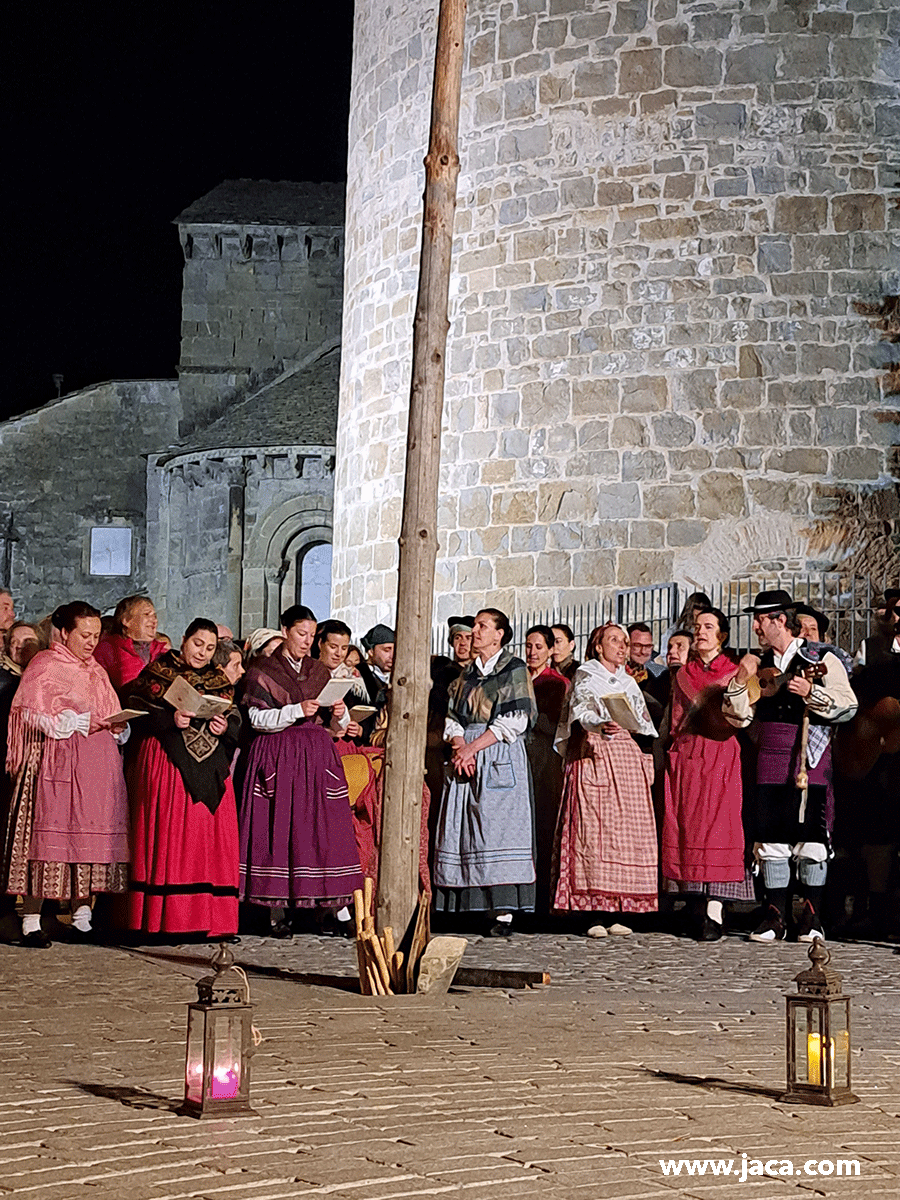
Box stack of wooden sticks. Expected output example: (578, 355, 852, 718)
(353, 879, 403, 995)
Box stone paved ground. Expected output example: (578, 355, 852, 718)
(1, 927, 897, 1200)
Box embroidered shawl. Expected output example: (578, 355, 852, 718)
(7, 643, 122, 774)
(555, 659, 657, 758)
(447, 648, 537, 731)
(126, 650, 238, 813)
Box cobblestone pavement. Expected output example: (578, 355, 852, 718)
(1, 926, 897, 1200)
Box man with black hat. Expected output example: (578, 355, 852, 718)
(356, 624, 395, 744)
(723, 589, 857, 944)
(855, 589, 900, 669)
(447, 616, 474, 668)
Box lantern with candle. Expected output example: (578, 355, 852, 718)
(180, 943, 257, 1118)
(782, 938, 858, 1107)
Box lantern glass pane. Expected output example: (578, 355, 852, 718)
(185, 1007, 206, 1104)
(831, 1001, 849, 1089)
(794, 1004, 823, 1085)
(208, 1011, 244, 1100)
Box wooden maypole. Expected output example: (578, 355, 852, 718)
(377, 0, 467, 942)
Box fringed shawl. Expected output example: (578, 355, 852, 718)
(126, 650, 238, 814)
(243, 646, 331, 712)
(7, 643, 122, 774)
(447, 648, 537, 731)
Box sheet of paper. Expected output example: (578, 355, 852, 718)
(601, 692, 646, 734)
(348, 704, 377, 722)
(106, 709, 148, 724)
(163, 676, 230, 720)
(315, 676, 357, 706)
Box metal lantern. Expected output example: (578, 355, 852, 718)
(180, 944, 257, 1118)
(782, 939, 858, 1107)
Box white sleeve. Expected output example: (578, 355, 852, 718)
(488, 711, 529, 744)
(444, 717, 465, 742)
(113, 724, 131, 746)
(722, 678, 754, 728)
(36, 709, 91, 740)
(854, 643, 866, 668)
(248, 704, 305, 733)
(806, 653, 858, 724)
(569, 681, 608, 731)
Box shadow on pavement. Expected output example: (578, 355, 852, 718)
(64, 1080, 181, 1112)
(643, 1067, 783, 1099)
(121, 945, 361, 993)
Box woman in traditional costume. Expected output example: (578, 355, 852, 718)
(524, 624, 569, 916)
(238, 605, 363, 936)
(3, 602, 130, 947)
(125, 618, 240, 940)
(433, 608, 537, 937)
(94, 595, 168, 696)
(662, 608, 753, 940)
(552, 622, 658, 935)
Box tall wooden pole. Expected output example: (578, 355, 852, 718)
(377, 0, 467, 939)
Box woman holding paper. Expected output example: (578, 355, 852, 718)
(238, 605, 363, 936)
(552, 623, 658, 933)
(125, 618, 241, 939)
(3, 601, 130, 946)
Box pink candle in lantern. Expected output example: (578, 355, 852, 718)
(210, 1067, 240, 1099)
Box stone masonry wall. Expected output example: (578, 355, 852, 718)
(146, 448, 335, 640)
(0, 381, 181, 619)
(333, 0, 899, 634)
(177, 222, 344, 434)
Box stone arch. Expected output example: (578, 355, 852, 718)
(243, 495, 333, 628)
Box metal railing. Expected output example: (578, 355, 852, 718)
(431, 573, 890, 660)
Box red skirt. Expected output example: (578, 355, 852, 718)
(127, 738, 239, 937)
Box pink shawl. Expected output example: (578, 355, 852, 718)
(7, 643, 122, 773)
(671, 653, 739, 743)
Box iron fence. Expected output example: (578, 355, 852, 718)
(431, 573, 890, 660)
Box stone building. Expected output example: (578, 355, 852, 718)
(333, 0, 899, 635)
(1, 180, 345, 635)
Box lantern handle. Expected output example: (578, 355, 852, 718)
(211, 942, 236, 973)
(808, 938, 831, 970)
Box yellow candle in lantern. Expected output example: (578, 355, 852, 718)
(807, 1034, 834, 1085)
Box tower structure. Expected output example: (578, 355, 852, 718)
(333, 0, 899, 633)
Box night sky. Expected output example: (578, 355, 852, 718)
(4, 2, 354, 420)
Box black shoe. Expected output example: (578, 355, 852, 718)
(487, 921, 513, 938)
(61, 923, 94, 943)
(699, 916, 723, 942)
(749, 905, 786, 943)
(318, 913, 355, 939)
(269, 919, 294, 939)
(20, 929, 52, 949)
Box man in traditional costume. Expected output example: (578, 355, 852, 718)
(723, 589, 857, 944)
(3, 602, 130, 947)
(433, 608, 537, 936)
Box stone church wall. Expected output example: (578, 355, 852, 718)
(146, 447, 335, 640)
(0, 380, 181, 619)
(177, 224, 344, 434)
(333, 0, 899, 634)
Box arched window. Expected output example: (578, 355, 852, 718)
(296, 541, 332, 619)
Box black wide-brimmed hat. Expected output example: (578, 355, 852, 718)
(742, 588, 794, 614)
(794, 602, 830, 636)
(447, 615, 474, 635)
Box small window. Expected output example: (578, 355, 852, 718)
(296, 541, 332, 618)
(90, 527, 132, 576)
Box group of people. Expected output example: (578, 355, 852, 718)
(0, 582, 896, 949)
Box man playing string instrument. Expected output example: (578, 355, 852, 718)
(722, 590, 857, 944)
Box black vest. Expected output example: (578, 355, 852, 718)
(754, 645, 828, 727)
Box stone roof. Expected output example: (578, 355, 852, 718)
(175, 179, 346, 227)
(174, 347, 340, 456)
